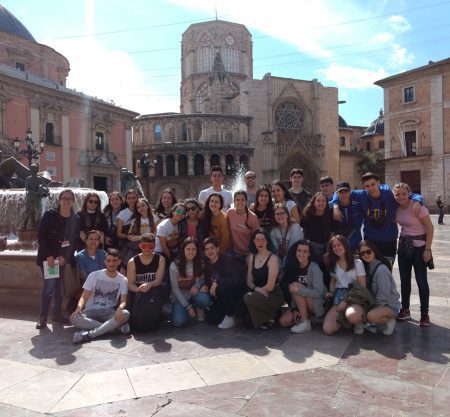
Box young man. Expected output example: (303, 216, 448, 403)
(331, 173, 422, 264)
(244, 171, 257, 206)
(203, 237, 245, 329)
(70, 248, 129, 344)
(288, 168, 311, 213)
(330, 181, 363, 251)
(198, 166, 233, 212)
(319, 176, 335, 201)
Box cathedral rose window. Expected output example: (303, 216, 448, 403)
(275, 102, 304, 133)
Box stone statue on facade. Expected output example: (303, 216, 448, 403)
(20, 164, 50, 231)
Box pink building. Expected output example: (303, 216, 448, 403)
(0, 5, 138, 191)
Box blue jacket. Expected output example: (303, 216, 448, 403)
(330, 200, 363, 250)
(75, 249, 106, 282)
(330, 184, 423, 243)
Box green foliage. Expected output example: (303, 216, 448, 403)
(357, 151, 385, 182)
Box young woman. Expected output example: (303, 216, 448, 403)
(359, 240, 401, 335)
(179, 198, 202, 243)
(271, 180, 300, 223)
(249, 185, 274, 232)
(394, 182, 434, 326)
(103, 191, 124, 250)
(227, 190, 259, 261)
(198, 193, 231, 255)
(279, 240, 327, 333)
(301, 192, 335, 259)
(127, 233, 166, 332)
(120, 198, 156, 272)
(75, 230, 106, 284)
(36, 189, 79, 329)
(270, 204, 303, 264)
(76, 192, 108, 251)
(322, 235, 366, 336)
(116, 189, 139, 243)
(154, 188, 177, 225)
(244, 229, 284, 330)
(169, 238, 211, 327)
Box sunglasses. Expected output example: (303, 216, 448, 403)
(140, 242, 155, 249)
(359, 249, 373, 257)
(88, 200, 99, 205)
(185, 206, 197, 212)
(175, 208, 186, 215)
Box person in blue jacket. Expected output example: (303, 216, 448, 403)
(331, 172, 422, 264)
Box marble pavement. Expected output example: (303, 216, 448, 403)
(0, 215, 449, 416)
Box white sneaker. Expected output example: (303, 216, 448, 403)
(364, 323, 378, 334)
(218, 315, 235, 329)
(196, 308, 205, 322)
(382, 318, 396, 335)
(290, 320, 311, 334)
(353, 323, 364, 335)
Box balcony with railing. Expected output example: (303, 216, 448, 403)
(386, 147, 433, 159)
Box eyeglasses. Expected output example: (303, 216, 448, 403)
(175, 209, 186, 215)
(359, 249, 373, 257)
(185, 206, 197, 212)
(245, 175, 256, 180)
(274, 212, 287, 216)
(88, 200, 99, 205)
(61, 197, 74, 201)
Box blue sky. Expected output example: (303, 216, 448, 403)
(4, 0, 450, 126)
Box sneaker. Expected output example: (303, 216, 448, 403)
(290, 320, 312, 334)
(420, 314, 430, 327)
(73, 331, 92, 344)
(353, 323, 364, 335)
(35, 317, 47, 329)
(397, 308, 411, 321)
(364, 323, 379, 334)
(382, 318, 396, 335)
(118, 323, 130, 334)
(196, 308, 205, 322)
(218, 315, 235, 330)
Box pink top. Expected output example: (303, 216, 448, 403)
(227, 208, 260, 256)
(396, 201, 429, 247)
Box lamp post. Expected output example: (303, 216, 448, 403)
(13, 128, 45, 167)
(138, 151, 150, 178)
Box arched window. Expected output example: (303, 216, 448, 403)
(240, 155, 249, 170)
(194, 154, 204, 176)
(154, 155, 163, 177)
(178, 155, 188, 176)
(225, 155, 235, 176)
(210, 154, 220, 168)
(166, 155, 175, 176)
(154, 124, 162, 140)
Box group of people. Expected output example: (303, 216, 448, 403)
(35, 165, 435, 345)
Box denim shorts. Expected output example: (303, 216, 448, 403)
(333, 288, 348, 305)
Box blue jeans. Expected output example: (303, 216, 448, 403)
(171, 292, 211, 327)
(39, 266, 64, 319)
(398, 246, 429, 314)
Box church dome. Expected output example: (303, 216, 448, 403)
(362, 109, 384, 137)
(0, 5, 35, 41)
(339, 115, 348, 128)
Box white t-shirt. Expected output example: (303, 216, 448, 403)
(198, 186, 233, 212)
(155, 218, 180, 253)
(83, 269, 128, 310)
(117, 208, 134, 226)
(332, 258, 365, 289)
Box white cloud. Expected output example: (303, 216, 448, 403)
(386, 15, 411, 33)
(388, 44, 414, 68)
(317, 64, 388, 89)
(45, 38, 178, 114)
(372, 32, 394, 43)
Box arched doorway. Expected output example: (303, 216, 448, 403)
(279, 152, 319, 193)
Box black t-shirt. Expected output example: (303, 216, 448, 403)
(296, 264, 309, 286)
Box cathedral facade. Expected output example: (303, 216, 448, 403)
(133, 20, 340, 202)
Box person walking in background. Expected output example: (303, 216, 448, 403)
(436, 194, 445, 225)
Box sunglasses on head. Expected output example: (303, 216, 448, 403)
(175, 208, 186, 215)
(88, 200, 99, 205)
(185, 206, 197, 212)
(360, 249, 373, 257)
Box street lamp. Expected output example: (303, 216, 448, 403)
(13, 128, 45, 167)
(138, 151, 150, 178)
